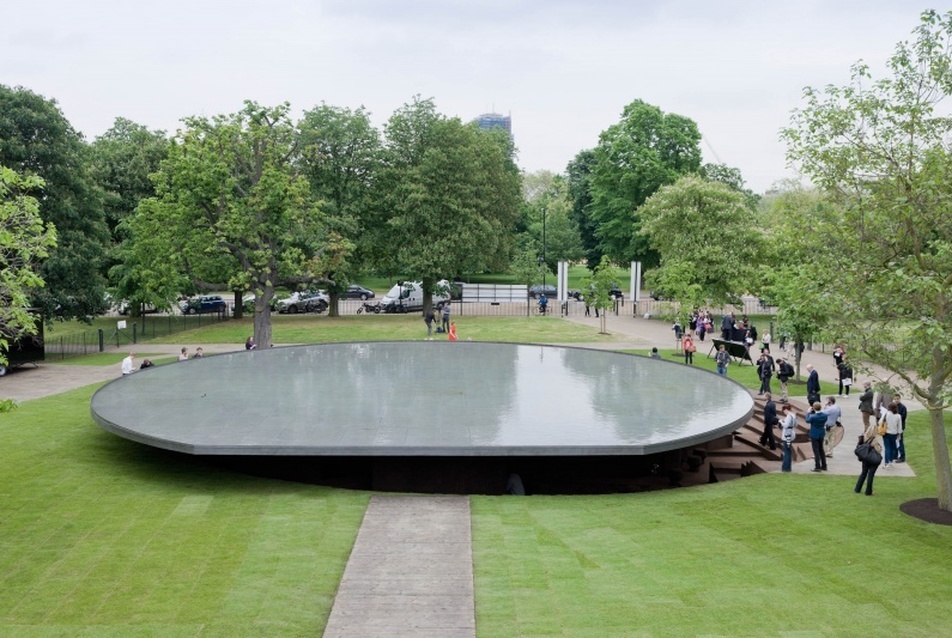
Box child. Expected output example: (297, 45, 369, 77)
(448, 322, 458, 341)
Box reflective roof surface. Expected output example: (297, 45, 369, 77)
(91, 342, 754, 456)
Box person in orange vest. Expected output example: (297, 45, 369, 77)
(448, 321, 458, 341)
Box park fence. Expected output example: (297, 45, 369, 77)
(43, 311, 229, 362)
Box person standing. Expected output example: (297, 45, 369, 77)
(682, 334, 695, 365)
(424, 306, 435, 338)
(838, 357, 854, 396)
(822, 396, 842, 458)
(806, 364, 821, 405)
(121, 351, 136, 375)
(806, 402, 829, 472)
(858, 381, 875, 430)
(448, 321, 458, 341)
(721, 313, 734, 341)
(855, 420, 883, 495)
(776, 358, 793, 402)
(441, 302, 451, 333)
(715, 345, 730, 376)
(895, 395, 908, 463)
(881, 402, 903, 468)
(760, 393, 778, 450)
(756, 351, 774, 395)
(780, 404, 797, 472)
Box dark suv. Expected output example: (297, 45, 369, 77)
(179, 295, 227, 315)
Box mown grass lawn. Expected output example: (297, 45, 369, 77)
(3, 322, 952, 636)
(146, 314, 620, 347)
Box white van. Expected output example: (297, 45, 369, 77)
(380, 280, 450, 313)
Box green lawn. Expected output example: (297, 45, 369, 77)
(3, 323, 951, 635)
(146, 314, 620, 347)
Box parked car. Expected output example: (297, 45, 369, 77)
(343, 285, 375, 300)
(277, 290, 328, 314)
(118, 301, 163, 316)
(528, 284, 558, 299)
(179, 295, 227, 315)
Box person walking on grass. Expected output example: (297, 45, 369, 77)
(682, 333, 695, 365)
(715, 344, 730, 376)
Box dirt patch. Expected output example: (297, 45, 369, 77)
(900, 498, 952, 526)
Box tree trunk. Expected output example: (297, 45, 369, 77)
(233, 290, 243, 319)
(599, 312, 608, 335)
(253, 285, 275, 349)
(927, 368, 952, 511)
(329, 291, 339, 318)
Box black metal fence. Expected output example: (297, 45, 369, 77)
(43, 311, 229, 361)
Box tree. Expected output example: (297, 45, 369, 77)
(699, 162, 760, 209)
(758, 182, 839, 377)
(565, 149, 601, 266)
(583, 257, 621, 335)
(132, 101, 328, 348)
(368, 97, 522, 312)
(783, 9, 952, 511)
(297, 104, 380, 316)
(588, 100, 702, 267)
(521, 170, 583, 276)
(89, 118, 169, 315)
(0, 166, 57, 371)
(638, 175, 763, 312)
(0, 85, 108, 320)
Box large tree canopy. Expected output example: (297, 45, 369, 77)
(638, 175, 763, 311)
(0, 85, 108, 320)
(588, 99, 702, 267)
(367, 97, 522, 309)
(0, 166, 57, 368)
(297, 104, 379, 315)
(783, 9, 952, 510)
(90, 118, 169, 314)
(132, 101, 328, 348)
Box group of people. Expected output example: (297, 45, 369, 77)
(424, 303, 457, 340)
(120, 345, 205, 375)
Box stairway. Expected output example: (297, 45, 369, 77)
(700, 395, 828, 482)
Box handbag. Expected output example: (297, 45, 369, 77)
(854, 441, 882, 465)
(877, 420, 887, 436)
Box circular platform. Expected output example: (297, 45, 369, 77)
(91, 342, 754, 457)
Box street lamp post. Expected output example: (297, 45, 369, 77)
(541, 206, 547, 290)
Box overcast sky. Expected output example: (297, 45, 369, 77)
(2, 1, 939, 193)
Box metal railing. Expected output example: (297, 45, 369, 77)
(43, 310, 229, 361)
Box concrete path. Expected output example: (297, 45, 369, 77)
(0, 343, 243, 402)
(323, 495, 475, 638)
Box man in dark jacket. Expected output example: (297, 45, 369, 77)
(806, 364, 821, 405)
(760, 393, 778, 450)
(806, 402, 829, 471)
(757, 351, 775, 395)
